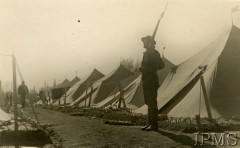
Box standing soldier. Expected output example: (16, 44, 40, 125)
(18, 81, 29, 108)
(140, 36, 165, 131)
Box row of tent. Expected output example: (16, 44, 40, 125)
(42, 24, 239, 119)
(48, 58, 173, 109)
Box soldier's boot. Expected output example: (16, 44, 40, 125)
(141, 124, 150, 131)
(141, 108, 152, 131)
(146, 107, 158, 131)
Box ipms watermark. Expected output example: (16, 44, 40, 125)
(194, 133, 238, 146)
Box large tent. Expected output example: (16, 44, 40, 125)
(70, 65, 133, 106)
(95, 57, 175, 110)
(55, 69, 104, 105)
(135, 27, 232, 118)
(211, 25, 240, 118)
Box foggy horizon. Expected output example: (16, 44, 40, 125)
(1, 0, 240, 91)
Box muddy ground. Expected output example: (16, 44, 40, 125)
(22, 107, 238, 148)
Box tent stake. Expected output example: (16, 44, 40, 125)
(64, 87, 67, 108)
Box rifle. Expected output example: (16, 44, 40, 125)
(152, 2, 168, 40)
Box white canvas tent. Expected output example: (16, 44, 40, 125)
(51, 76, 81, 104)
(95, 57, 175, 110)
(135, 27, 232, 118)
(0, 81, 10, 121)
(0, 80, 4, 108)
(70, 65, 133, 107)
(0, 108, 10, 121)
(36, 99, 43, 105)
(54, 69, 104, 105)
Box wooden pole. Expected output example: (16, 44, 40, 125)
(85, 85, 88, 107)
(88, 86, 93, 107)
(121, 90, 126, 108)
(48, 92, 51, 104)
(12, 55, 18, 131)
(64, 87, 67, 107)
(118, 84, 123, 108)
(195, 114, 203, 133)
(200, 76, 212, 119)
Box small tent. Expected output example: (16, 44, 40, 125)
(0, 80, 4, 108)
(51, 77, 80, 101)
(0, 108, 10, 121)
(51, 79, 70, 101)
(0, 80, 10, 121)
(36, 99, 43, 105)
(55, 69, 104, 105)
(70, 65, 133, 106)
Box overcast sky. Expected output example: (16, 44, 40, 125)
(0, 0, 240, 91)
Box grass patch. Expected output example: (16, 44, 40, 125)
(38, 105, 240, 133)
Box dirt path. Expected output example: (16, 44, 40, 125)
(23, 107, 195, 148)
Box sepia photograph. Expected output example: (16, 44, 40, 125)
(0, 0, 240, 147)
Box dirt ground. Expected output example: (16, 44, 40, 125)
(22, 107, 236, 148)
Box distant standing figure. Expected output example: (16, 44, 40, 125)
(6, 92, 13, 106)
(140, 36, 165, 131)
(18, 81, 29, 108)
(5, 92, 13, 113)
(39, 90, 46, 104)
